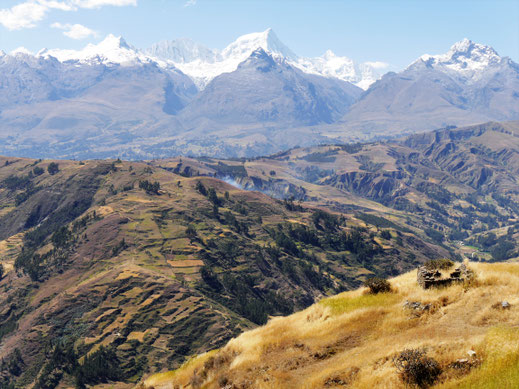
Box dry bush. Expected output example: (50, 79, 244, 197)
(393, 348, 441, 388)
(364, 277, 392, 294)
(189, 369, 204, 389)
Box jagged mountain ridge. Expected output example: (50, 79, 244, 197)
(0, 40, 363, 159)
(178, 48, 363, 127)
(339, 39, 519, 135)
(144, 28, 382, 90)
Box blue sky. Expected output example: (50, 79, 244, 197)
(0, 0, 518, 69)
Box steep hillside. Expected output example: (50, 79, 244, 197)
(142, 261, 519, 389)
(0, 155, 445, 388)
(156, 121, 519, 262)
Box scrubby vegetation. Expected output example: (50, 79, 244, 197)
(364, 276, 392, 294)
(394, 348, 441, 387)
(424, 258, 454, 270)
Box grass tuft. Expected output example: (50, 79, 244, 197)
(439, 327, 519, 389)
(320, 292, 400, 316)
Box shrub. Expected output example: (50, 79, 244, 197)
(139, 180, 160, 195)
(186, 225, 197, 241)
(33, 166, 44, 176)
(363, 277, 391, 294)
(393, 348, 441, 388)
(195, 181, 207, 196)
(424, 258, 454, 270)
(425, 228, 444, 243)
(380, 229, 392, 240)
(47, 162, 59, 175)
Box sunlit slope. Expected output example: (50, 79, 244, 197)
(143, 262, 519, 389)
(0, 155, 448, 387)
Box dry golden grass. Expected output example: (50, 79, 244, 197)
(141, 262, 519, 388)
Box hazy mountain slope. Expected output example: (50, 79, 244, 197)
(158, 121, 519, 262)
(143, 261, 519, 389)
(179, 48, 362, 127)
(0, 35, 517, 159)
(340, 40, 519, 135)
(0, 155, 446, 388)
(0, 37, 197, 160)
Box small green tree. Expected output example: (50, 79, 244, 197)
(195, 181, 207, 196)
(381, 229, 392, 240)
(32, 166, 44, 176)
(47, 162, 59, 175)
(207, 188, 220, 206)
(186, 225, 197, 242)
(0, 263, 4, 280)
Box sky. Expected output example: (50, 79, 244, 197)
(0, 0, 518, 70)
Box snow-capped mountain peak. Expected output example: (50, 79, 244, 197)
(145, 38, 218, 64)
(10, 47, 33, 56)
(221, 28, 297, 61)
(292, 50, 385, 90)
(144, 28, 384, 90)
(412, 38, 503, 82)
(39, 34, 149, 66)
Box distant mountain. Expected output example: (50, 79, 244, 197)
(0, 36, 198, 159)
(179, 48, 362, 126)
(145, 29, 385, 90)
(340, 39, 519, 136)
(0, 34, 518, 159)
(146, 37, 218, 64)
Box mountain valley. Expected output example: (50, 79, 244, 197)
(0, 121, 519, 387)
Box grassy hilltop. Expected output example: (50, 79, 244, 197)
(143, 261, 519, 389)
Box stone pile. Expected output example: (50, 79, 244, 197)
(417, 264, 472, 289)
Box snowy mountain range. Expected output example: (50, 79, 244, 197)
(145, 29, 385, 90)
(0, 30, 517, 159)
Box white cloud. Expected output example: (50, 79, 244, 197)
(365, 61, 390, 69)
(51, 22, 97, 39)
(0, 0, 137, 31)
(0, 2, 48, 30)
(184, 0, 197, 7)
